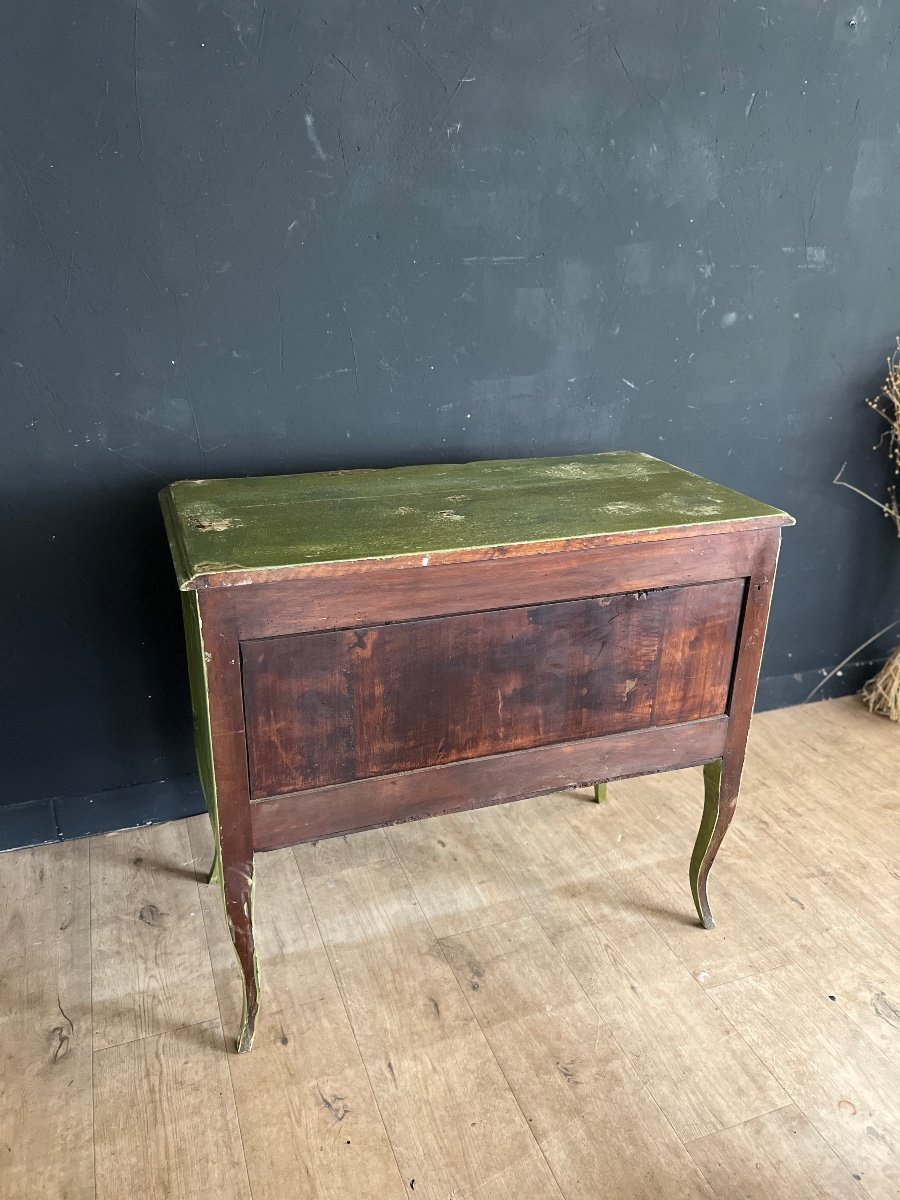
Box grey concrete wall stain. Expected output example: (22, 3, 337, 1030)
(0, 1, 898, 806)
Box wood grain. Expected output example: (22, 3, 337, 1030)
(186, 816, 406, 1200)
(441, 914, 718, 1199)
(93, 1020, 250, 1200)
(0, 840, 93, 1200)
(711, 963, 900, 1200)
(305, 858, 565, 1199)
(474, 794, 789, 1142)
(386, 812, 525, 939)
(232, 529, 769, 639)
(242, 582, 742, 797)
(90, 820, 219, 1050)
(688, 1104, 864, 1199)
(292, 826, 396, 881)
(250, 717, 729, 851)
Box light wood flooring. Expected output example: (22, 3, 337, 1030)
(2, 696, 900, 1199)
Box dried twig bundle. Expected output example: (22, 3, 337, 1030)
(829, 341, 900, 718)
(861, 645, 900, 721)
(860, 340, 900, 719)
(865, 338, 900, 535)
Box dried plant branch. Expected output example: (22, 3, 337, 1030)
(861, 645, 900, 721)
(867, 337, 900, 473)
(805, 618, 900, 702)
(833, 462, 899, 527)
(852, 338, 900, 719)
(833, 341, 900, 537)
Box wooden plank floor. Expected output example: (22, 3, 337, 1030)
(2, 696, 898, 1199)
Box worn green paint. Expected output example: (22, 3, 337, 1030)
(593, 782, 607, 804)
(181, 592, 217, 826)
(207, 845, 222, 886)
(690, 759, 723, 930)
(235, 865, 260, 1055)
(159, 452, 792, 588)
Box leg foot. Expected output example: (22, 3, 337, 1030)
(222, 857, 260, 1053)
(690, 759, 738, 930)
(207, 844, 222, 886)
(593, 782, 608, 804)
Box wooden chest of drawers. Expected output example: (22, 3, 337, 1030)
(160, 452, 792, 1051)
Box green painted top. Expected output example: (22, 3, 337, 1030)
(159, 452, 793, 589)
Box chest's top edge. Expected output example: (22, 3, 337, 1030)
(159, 452, 794, 590)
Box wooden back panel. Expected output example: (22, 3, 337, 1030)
(241, 579, 743, 799)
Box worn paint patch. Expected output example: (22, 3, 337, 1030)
(183, 504, 243, 533)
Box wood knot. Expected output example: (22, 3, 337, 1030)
(49, 1025, 71, 1063)
(139, 903, 166, 927)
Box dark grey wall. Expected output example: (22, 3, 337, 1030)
(2, 1, 898, 835)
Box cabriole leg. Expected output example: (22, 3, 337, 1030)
(690, 758, 739, 930)
(222, 855, 260, 1053)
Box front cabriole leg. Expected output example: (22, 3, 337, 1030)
(690, 758, 739, 930)
(222, 854, 260, 1053)
(194, 587, 261, 1053)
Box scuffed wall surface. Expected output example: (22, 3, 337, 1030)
(1, 1, 898, 807)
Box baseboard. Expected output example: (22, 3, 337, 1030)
(755, 655, 886, 711)
(0, 654, 888, 852)
(0, 775, 206, 854)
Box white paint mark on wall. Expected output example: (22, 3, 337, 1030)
(720, 311, 738, 328)
(305, 113, 327, 160)
(805, 246, 830, 269)
(464, 255, 528, 265)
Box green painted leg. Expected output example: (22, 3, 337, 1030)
(207, 843, 222, 886)
(222, 859, 261, 1053)
(593, 782, 608, 804)
(690, 759, 738, 930)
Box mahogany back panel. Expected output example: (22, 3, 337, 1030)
(241, 579, 743, 799)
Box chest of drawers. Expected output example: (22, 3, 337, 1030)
(160, 452, 792, 1051)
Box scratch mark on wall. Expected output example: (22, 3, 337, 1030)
(257, 4, 267, 62)
(331, 52, 358, 82)
(1, 132, 59, 266)
(63, 249, 75, 327)
(275, 291, 285, 372)
(133, 0, 144, 165)
(608, 37, 643, 109)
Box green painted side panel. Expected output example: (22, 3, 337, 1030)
(159, 452, 793, 588)
(180, 592, 216, 821)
